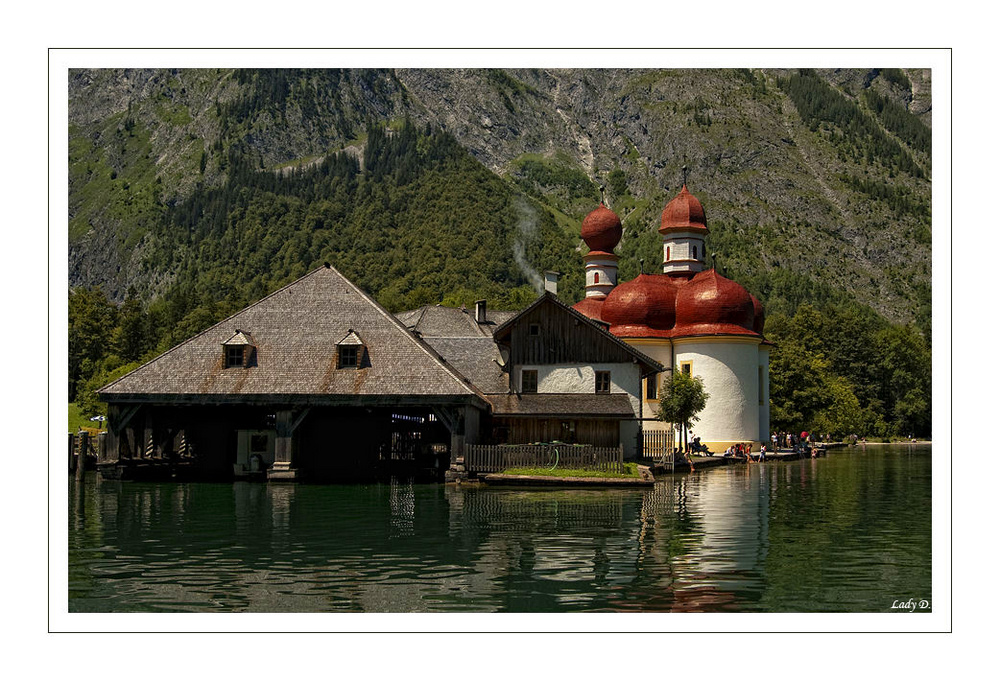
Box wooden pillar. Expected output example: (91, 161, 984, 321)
(143, 409, 154, 459)
(450, 430, 465, 466)
(434, 407, 462, 465)
(269, 408, 310, 481)
(103, 407, 117, 464)
(68, 433, 75, 473)
(463, 406, 481, 446)
(102, 405, 121, 465)
(76, 432, 89, 480)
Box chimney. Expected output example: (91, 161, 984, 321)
(544, 271, 560, 295)
(475, 299, 487, 323)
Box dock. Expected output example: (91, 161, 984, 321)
(648, 443, 846, 475)
(480, 473, 655, 487)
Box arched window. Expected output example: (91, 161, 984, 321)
(693, 245, 698, 260)
(666, 246, 671, 261)
(594, 272, 599, 284)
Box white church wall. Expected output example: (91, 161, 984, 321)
(624, 341, 675, 423)
(673, 338, 761, 447)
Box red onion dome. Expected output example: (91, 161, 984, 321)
(572, 296, 607, 323)
(602, 274, 678, 332)
(581, 204, 623, 252)
(750, 294, 765, 335)
(673, 269, 757, 337)
(659, 185, 708, 234)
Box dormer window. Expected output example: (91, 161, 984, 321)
(222, 330, 255, 368)
(225, 346, 245, 368)
(339, 345, 358, 368)
(337, 329, 366, 369)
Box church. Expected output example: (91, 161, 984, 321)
(571, 185, 771, 453)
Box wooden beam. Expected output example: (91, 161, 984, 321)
(433, 407, 460, 434)
(114, 404, 140, 432)
(289, 407, 312, 434)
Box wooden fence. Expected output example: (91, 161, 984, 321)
(639, 430, 677, 462)
(464, 443, 625, 474)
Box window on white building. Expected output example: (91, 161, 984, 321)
(595, 371, 611, 394)
(646, 374, 658, 400)
(522, 369, 538, 393)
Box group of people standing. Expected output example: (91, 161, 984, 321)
(770, 431, 830, 453)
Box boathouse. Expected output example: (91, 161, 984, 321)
(97, 264, 489, 481)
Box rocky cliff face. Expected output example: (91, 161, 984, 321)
(67, 67, 931, 325)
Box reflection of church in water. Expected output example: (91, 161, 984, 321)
(637, 466, 773, 610)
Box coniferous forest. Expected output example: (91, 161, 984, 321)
(68, 67, 933, 439)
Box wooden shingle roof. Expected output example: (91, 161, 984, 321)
(488, 393, 635, 418)
(99, 265, 486, 405)
(222, 330, 255, 346)
(398, 304, 517, 338)
(396, 304, 516, 394)
(423, 337, 508, 394)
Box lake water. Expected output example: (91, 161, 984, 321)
(68, 444, 931, 613)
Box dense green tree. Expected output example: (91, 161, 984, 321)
(812, 375, 865, 438)
(75, 357, 141, 418)
(68, 287, 118, 398)
(657, 371, 709, 452)
(874, 324, 931, 435)
(765, 302, 930, 439)
(767, 338, 832, 432)
(111, 297, 152, 362)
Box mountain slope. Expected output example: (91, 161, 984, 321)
(67, 66, 931, 330)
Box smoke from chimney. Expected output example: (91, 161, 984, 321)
(512, 197, 544, 294)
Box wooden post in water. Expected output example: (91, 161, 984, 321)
(98, 432, 107, 466)
(76, 432, 89, 480)
(68, 433, 75, 473)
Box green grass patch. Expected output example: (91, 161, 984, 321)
(272, 154, 322, 171)
(68, 402, 102, 433)
(154, 97, 193, 126)
(501, 462, 641, 479)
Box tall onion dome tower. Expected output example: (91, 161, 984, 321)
(573, 203, 622, 322)
(660, 185, 708, 276)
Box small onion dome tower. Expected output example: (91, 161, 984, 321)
(581, 203, 623, 298)
(660, 185, 709, 276)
